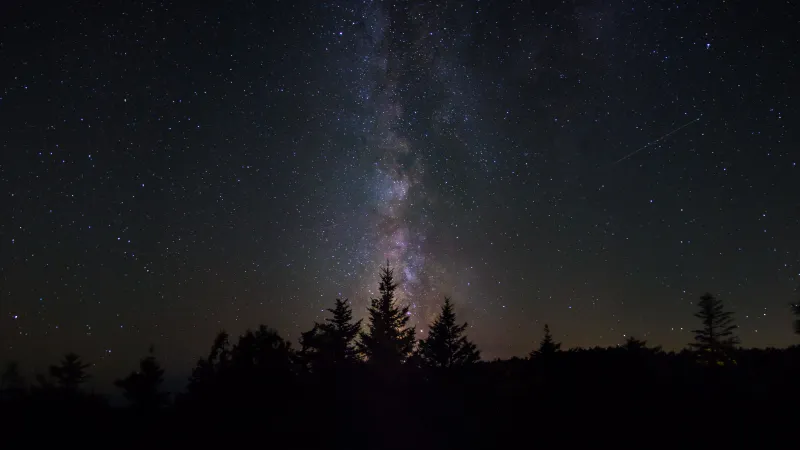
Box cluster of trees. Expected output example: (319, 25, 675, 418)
(2, 264, 800, 446)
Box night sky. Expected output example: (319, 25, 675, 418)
(1, 1, 798, 387)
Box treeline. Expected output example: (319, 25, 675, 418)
(2, 264, 800, 447)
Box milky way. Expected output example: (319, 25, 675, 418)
(323, 1, 463, 329)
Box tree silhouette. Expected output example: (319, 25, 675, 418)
(187, 330, 231, 395)
(208, 330, 232, 369)
(226, 325, 294, 380)
(35, 373, 53, 390)
(185, 326, 294, 411)
(115, 347, 168, 410)
(357, 262, 415, 367)
(298, 324, 323, 371)
(323, 298, 363, 363)
(689, 292, 740, 363)
(418, 297, 480, 369)
(622, 336, 661, 353)
(1, 362, 25, 401)
(1, 362, 24, 391)
(530, 324, 561, 358)
(49, 353, 90, 392)
(300, 298, 362, 371)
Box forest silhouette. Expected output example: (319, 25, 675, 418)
(2, 263, 799, 447)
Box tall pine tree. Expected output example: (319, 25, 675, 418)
(300, 298, 362, 370)
(689, 292, 740, 362)
(529, 324, 561, 359)
(357, 262, 415, 367)
(418, 298, 480, 369)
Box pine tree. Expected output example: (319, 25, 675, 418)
(49, 353, 91, 392)
(357, 262, 416, 367)
(418, 298, 480, 369)
(530, 324, 561, 359)
(115, 347, 168, 410)
(689, 292, 740, 362)
(323, 298, 363, 362)
(300, 299, 362, 371)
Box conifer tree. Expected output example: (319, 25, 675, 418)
(115, 346, 168, 410)
(530, 324, 561, 359)
(418, 298, 480, 369)
(357, 262, 415, 367)
(323, 298, 362, 362)
(49, 353, 91, 392)
(689, 292, 740, 361)
(300, 299, 362, 371)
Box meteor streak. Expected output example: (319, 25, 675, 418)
(609, 116, 702, 166)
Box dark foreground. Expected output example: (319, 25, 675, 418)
(3, 346, 799, 448)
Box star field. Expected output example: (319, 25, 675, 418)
(1, 0, 798, 386)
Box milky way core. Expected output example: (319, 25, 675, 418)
(344, 2, 446, 327)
